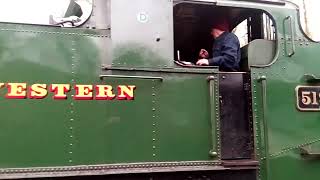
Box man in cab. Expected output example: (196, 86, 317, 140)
(196, 18, 241, 72)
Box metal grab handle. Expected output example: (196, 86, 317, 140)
(284, 16, 296, 57)
(207, 76, 218, 158)
(303, 74, 320, 83)
(300, 147, 320, 159)
(258, 76, 269, 153)
(258, 76, 270, 180)
(99, 75, 163, 81)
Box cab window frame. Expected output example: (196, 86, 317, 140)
(173, 1, 279, 70)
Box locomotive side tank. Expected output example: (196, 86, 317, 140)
(0, 0, 319, 180)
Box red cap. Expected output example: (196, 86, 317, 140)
(212, 18, 230, 31)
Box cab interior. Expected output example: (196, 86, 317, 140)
(173, 3, 278, 158)
(173, 2, 277, 71)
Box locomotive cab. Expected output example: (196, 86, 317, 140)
(173, 2, 277, 71)
(2, 0, 320, 179)
(173, 1, 277, 160)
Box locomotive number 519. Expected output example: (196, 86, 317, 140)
(296, 86, 320, 111)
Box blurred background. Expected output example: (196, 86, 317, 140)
(289, 0, 319, 41)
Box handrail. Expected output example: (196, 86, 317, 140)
(303, 74, 320, 83)
(284, 16, 296, 57)
(207, 75, 218, 158)
(300, 147, 320, 159)
(99, 75, 163, 81)
(258, 75, 270, 180)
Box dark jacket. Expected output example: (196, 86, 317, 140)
(208, 32, 241, 71)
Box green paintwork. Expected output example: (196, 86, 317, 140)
(0, 0, 319, 179)
(0, 21, 218, 169)
(250, 7, 320, 180)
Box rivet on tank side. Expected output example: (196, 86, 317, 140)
(69, 40, 76, 165)
(151, 81, 158, 158)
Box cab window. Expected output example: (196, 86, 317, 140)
(173, 2, 277, 70)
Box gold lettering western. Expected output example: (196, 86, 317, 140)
(0, 83, 136, 101)
(50, 84, 71, 100)
(74, 85, 94, 100)
(29, 84, 48, 99)
(6, 83, 27, 99)
(95, 85, 116, 100)
(117, 85, 136, 100)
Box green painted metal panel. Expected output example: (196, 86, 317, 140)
(0, 20, 219, 171)
(251, 9, 320, 179)
(111, 0, 174, 67)
(0, 0, 320, 179)
(0, 29, 74, 167)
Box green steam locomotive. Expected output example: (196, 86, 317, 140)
(0, 0, 319, 179)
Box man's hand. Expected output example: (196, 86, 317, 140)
(196, 59, 209, 66)
(199, 49, 209, 58)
